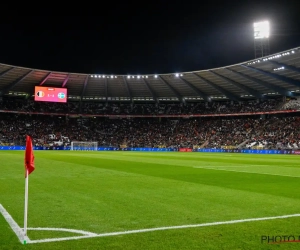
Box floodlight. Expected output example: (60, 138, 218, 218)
(253, 20, 270, 58)
(254, 21, 269, 39)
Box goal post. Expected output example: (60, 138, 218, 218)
(70, 141, 98, 151)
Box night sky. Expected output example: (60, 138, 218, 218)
(1, 1, 299, 75)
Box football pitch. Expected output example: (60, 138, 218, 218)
(1, 151, 300, 249)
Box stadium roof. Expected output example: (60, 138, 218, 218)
(0, 46, 300, 102)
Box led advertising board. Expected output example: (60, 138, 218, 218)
(34, 86, 67, 103)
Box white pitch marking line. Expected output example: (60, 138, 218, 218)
(193, 166, 300, 178)
(28, 227, 97, 236)
(0, 204, 28, 243)
(2, 203, 300, 245)
(28, 213, 300, 244)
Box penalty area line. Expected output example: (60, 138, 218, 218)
(28, 213, 300, 244)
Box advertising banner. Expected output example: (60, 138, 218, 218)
(0, 146, 299, 154)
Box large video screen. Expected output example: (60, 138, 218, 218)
(34, 86, 67, 103)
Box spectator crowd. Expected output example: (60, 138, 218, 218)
(1, 112, 300, 150)
(1, 96, 299, 150)
(0, 98, 284, 115)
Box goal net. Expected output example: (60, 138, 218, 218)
(70, 141, 98, 151)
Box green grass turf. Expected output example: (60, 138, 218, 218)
(0, 151, 300, 249)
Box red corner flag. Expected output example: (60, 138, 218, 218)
(25, 135, 35, 177)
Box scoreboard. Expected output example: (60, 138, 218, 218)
(34, 86, 67, 103)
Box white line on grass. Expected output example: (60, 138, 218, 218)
(29, 227, 97, 236)
(0, 204, 28, 243)
(27, 213, 300, 244)
(193, 166, 300, 178)
(2, 203, 300, 245)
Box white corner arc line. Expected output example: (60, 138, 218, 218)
(0, 204, 28, 243)
(193, 166, 300, 178)
(28, 213, 300, 244)
(28, 227, 97, 236)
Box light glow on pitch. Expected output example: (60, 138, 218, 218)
(254, 21, 269, 39)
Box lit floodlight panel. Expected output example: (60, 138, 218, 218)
(254, 21, 269, 39)
(34, 86, 67, 103)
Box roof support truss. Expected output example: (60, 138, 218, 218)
(179, 77, 210, 101)
(0, 68, 14, 78)
(158, 76, 182, 101)
(62, 74, 70, 88)
(242, 65, 300, 88)
(141, 78, 157, 102)
(212, 70, 263, 99)
(80, 75, 89, 100)
(2, 70, 33, 94)
(230, 68, 294, 96)
(193, 73, 240, 101)
(105, 78, 108, 102)
(122, 76, 132, 100)
(39, 72, 52, 86)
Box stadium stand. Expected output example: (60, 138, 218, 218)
(282, 97, 300, 110)
(0, 97, 286, 115)
(1, 111, 299, 150)
(0, 47, 300, 151)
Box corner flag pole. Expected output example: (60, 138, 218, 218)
(24, 169, 29, 244)
(24, 135, 35, 244)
